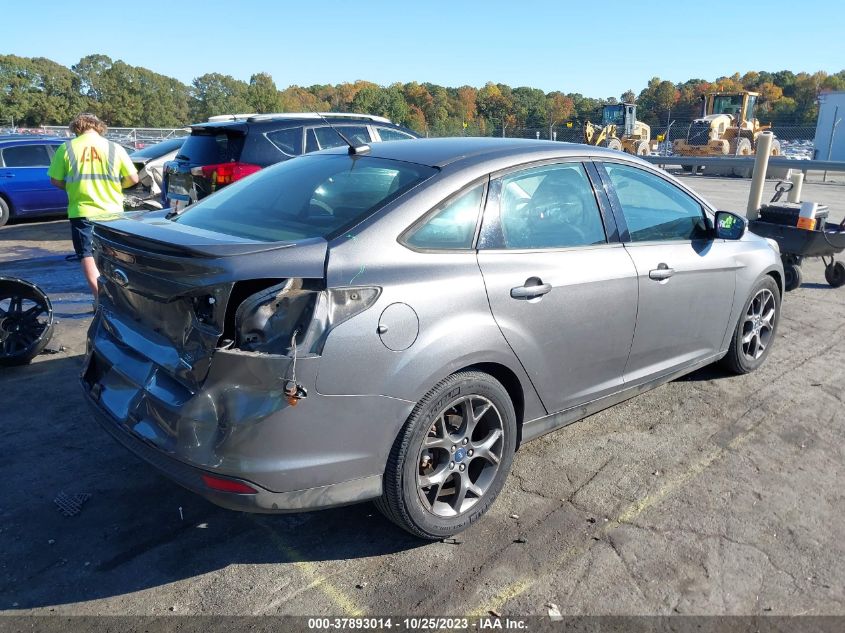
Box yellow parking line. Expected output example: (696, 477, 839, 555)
(254, 519, 364, 616)
(473, 427, 758, 616)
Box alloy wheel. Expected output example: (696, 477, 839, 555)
(416, 395, 504, 518)
(741, 288, 776, 361)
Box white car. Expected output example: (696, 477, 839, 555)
(128, 137, 186, 198)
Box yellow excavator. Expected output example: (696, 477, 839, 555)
(673, 91, 780, 158)
(583, 103, 655, 155)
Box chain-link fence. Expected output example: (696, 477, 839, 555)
(0, 126, 189, 150)
(487, 122, 817, 159)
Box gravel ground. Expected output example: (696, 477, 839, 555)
(0, 175, 843, 618)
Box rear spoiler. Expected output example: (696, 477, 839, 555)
(189, 122, 249, 134)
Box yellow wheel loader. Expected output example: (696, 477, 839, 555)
(673, 91, 781, 158)
(583, 103, 655, 155)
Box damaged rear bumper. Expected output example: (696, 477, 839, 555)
(82, 386, 383, 512)
(82, 310, 414, 513)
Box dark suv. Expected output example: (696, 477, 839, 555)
(163, 113, 418, 209)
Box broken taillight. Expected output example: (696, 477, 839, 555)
(232, 279, 380, 355)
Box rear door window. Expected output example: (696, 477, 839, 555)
(2, 144, 52, 167)
(176, 131, 245, 164)
(493, 163, 607, 249)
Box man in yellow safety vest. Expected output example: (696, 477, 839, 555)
(48, 113, 139, 299)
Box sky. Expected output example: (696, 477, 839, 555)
(5, 0, 845, 98)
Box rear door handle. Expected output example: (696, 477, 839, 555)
(649, 263, 675, 280)
(510, 282, 552, 299)
(0, 172, 14, 178)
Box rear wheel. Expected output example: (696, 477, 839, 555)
(0, 197, 10, 227)
(825, 261, 845, 288)
(770, 139, 782, 156)
(722, 277, 780, 374)
(377, 371, 517, 539)
(635, 141, 650, 156)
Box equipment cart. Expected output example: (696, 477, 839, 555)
(748, 183, 845, 291)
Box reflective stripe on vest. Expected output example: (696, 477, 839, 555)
(64, 140, 122, 184)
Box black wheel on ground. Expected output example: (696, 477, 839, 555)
(825, 261, 845, 288)
(376, 371, 517, 540)
(0, 277, 55, 366)
(783, 264, 803, 292)
(722, 276, 781, 375)
(681, 165, 693, 173)
(0, 197, 10, 227)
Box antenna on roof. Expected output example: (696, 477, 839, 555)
(314, 112, 370, 156)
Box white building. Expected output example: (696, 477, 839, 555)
(814, 91, 845, 161)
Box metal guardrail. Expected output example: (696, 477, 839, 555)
(641, 155, 845, 173)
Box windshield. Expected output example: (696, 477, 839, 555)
(129, 136, 185, 160)
(601, 105, 625, 126)
(712, 95, 743, 116)
(173, 155, 437, 242)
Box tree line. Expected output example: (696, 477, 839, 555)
(2, 54, 843, 135)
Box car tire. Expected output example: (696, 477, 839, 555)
(722, 276, 780, 374)
(376, 371, 517, 540)
(783, 264, 802, 292)
(0, 197, 10, 227)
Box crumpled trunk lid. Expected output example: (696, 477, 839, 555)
(90, 214, 327, 392)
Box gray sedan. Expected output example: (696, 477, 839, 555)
(82, 138, 783, 539)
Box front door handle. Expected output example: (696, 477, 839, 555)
(0, 172, 15, 178)
(511, 281, 552, 299)
(649, 263, 675, 281)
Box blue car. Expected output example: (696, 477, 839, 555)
(0, 135, 69, 226)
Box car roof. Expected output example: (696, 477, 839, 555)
(318, 137, 632, 169)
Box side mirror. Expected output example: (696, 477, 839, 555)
(714, 211, 746, 240)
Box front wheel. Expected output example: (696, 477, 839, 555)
(722, 277, 780, 374)
(376, 371, 517, 539)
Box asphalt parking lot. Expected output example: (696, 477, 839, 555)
(1, 173, 843, 617)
